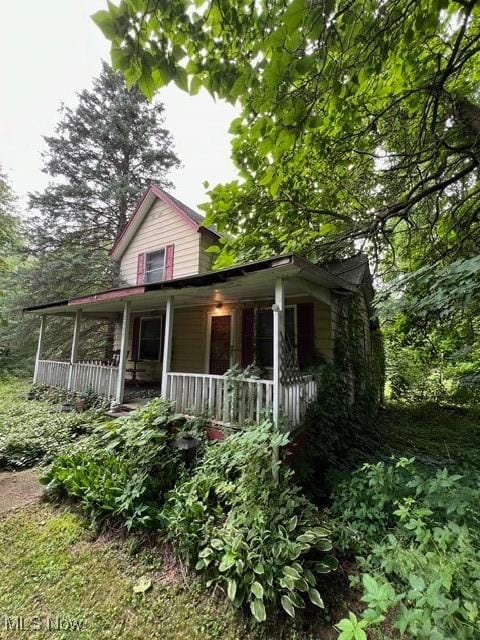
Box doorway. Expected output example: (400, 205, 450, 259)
(209, 315, 232, 374)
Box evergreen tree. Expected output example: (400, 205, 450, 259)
(28, 60, 180, 299)
(2, 63, 180, 368)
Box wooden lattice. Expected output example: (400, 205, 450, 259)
(280, 333, 304, 385)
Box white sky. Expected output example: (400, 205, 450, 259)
(0, 0, 239, 214)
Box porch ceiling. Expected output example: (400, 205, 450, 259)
(24, 253, 354, 318)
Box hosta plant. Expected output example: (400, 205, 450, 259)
(162, 422, 337, 622)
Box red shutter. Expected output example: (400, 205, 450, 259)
(164, 243, 175, 280)
(241, 308, 255, 367)
(297, 303, 314, 369)
(131, 317, 140, 360)
(136, 253, 145, 284)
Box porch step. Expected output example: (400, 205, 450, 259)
(121, 399, 150, 411)
(104, 398, 151, 420)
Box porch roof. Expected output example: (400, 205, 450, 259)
(23, 253, 357, 318)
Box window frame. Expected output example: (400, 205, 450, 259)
(138, 316, 163, 361)
(144, 248, 165, 284)
(254, 304, 297, 369)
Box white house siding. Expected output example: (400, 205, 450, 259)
(119, 200, 202, 284)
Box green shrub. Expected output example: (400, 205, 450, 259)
(331, 458, 480, 639)
(42, 398, 184, 530)
(0, 380, 102, 469)
(162, 422, 337, 623)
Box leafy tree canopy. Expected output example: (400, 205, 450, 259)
(94, 0, 480, 269)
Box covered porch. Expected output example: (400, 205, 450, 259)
(27, 255, 353, 431)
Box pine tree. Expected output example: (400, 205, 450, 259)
(4, 63, 180, 366)
(28, 60, 180, 297)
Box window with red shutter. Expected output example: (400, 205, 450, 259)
(297, 302, 314, 369)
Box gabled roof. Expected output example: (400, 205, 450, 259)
(323, 253, 370, 286)
(110, 184, 220, 259)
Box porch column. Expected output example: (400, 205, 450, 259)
(161, 296, 174, 398)
(272, 277, 285, 430)
(272, 277, 285, 482)
(67, 310, 82, 391)
(115, 300, 131, 405)
(33, 315, 46, 384)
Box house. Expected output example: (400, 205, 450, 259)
(24, 185, 379, 432)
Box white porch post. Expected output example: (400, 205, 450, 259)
(33, 315, 46, 384)
(161, 296, 174, 398)
(272, 277, 285, 429)
(115, 301, 131, 405)
(67, 310, 82, 390)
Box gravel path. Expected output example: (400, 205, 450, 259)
(0, 469, 43, 514)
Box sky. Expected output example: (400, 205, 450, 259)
(0, 0, 239, 213)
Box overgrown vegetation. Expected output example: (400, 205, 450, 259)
(330, 458, 480, 639)
(0, 380, 102, 469)
(164, 423, 337, 622)
(42, 398, 184, 530)
(42, 399, 337, 624)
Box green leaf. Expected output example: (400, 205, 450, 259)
(250, 598, 266, 623)
(227, 578, 237, 601)
(91, 10, 119, 40)
(283, 566, 301, 580)
(219, 551, 236, 572)
(132, 576, 152, 594)
(174, 67, 189, 92)
(281, 594, 296, 618)
(308, 588, 324, 608)
(190, 76, 202, 96)
(251, 581, 264, 599)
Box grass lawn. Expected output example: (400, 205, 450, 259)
(0, 503, 258, 640)
(1, 380, 479, 640)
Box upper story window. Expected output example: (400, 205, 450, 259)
(144, 249, 165, 283)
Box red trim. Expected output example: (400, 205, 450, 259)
(136, 252, 145, 284)
(297, 302, 314, 369)
(241, 308, 255, 367)
(131, 318, 140, 360)
(164, 243, 175, 280)
(68, 286, 145, 306)
(110, 185, 218, 258)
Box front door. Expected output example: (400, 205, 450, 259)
(209, 315, 231, 374)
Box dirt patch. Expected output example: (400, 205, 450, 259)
(0, 469, 43, 514)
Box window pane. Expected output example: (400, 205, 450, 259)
(145, 250, 164, 283)
(141, 318, 161, 339)
(139, 339, 159, 360)
(139, 318, 161, 360)
(255, 307, 296, 368)
(146, 250, 164, 271)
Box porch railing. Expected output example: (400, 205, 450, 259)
(36, 359, 119, 400)
(165, 372, 317, 429)
(166, 372, 274, 425)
